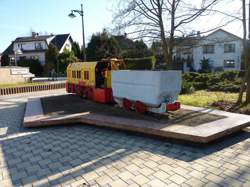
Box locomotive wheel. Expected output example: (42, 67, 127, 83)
(123, 98, 132, 110)
(135, 101, 147, 114)
(79, 91, 85, 99)
(68, 86, 71, 93)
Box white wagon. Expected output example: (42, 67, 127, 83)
(112, 70, 182, 113)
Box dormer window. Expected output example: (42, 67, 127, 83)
(17, 44, 23, 49)
(35, 42, 43, 50)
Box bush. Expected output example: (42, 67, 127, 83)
(125, 56, 156, 70)
(199, 58, 211, 73)
(58, 49, 77, 74)
(182, 70, 243, 93)
(181, 81, 194, 94)
(1, 54, 10, 66)
(17, 59, 43, 76)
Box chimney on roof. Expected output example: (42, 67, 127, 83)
(197, 31, 201, 37)
(32, 32, 39, 38)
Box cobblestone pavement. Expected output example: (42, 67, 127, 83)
(0, 89, 250, 187)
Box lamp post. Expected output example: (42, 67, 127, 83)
(69, 3, 86, 62)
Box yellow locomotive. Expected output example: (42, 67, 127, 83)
(66, 58, 125, 103)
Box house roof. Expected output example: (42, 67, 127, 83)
(2, 34, 73, 55)
(203, 29, 243, 41)
(50, 34, 72, 51)
(175, 36, 202, 47)
(15, 35, 53, 42)
(2, 42, 14, 55)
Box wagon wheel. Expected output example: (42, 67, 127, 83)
(123, 98, 132, 110)
(135, 101, 147, 114)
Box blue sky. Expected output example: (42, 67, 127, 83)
(0, 0, 114, 52)
(0, 0, 244, 53)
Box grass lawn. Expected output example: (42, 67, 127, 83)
(0, 82, 50, 89)
(179, 90, 241, 107)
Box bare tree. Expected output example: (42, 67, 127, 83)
(113, 0, 220, 69)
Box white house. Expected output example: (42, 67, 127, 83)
(173, 29, 243, 72)
(2, 32, 73, 65)
(193, 29, 243, 71)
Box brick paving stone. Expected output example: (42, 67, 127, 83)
(127, 184, 140, 187)
(169, 174, 186, 185)
(118, 171, 134, 181)
(189, 170, 205, 179)
(147, 178, 166, 187)
(157, 164, 173, 172)
(104, 167, 120, 177)
(95, 175, 113, 186)
(109, 179, 128, 187)
(132, 174, 150, 186)
(82, 172, 99, 181)
(0, 90, 250, 187)
(205, 173, 224, 183)
(153, 171, 169, 180)
(143, 161, 158, 169)
(126, 164, 140, 172)
(140, 167, 156, 176)
(167, 183, 180, 187)
(185, 178, 205, 187)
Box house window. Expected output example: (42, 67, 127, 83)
(19, 56, 26, 61)
(224, 60, 235, 68)
(203, 45, 214, 54)
(18, 44, 23, 49)
(182, 47, 192, 55)
(224, 43, 235, 53)
(35, 43, 43, 50)
(30, 56, 39, 60)
(84, 71, 89, 80)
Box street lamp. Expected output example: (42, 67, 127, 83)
(14, 48, 23, 66)
(69, 4, 86, 62)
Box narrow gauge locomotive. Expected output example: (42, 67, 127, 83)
(66, 58, 125, 104)
(66, 58, 181, 114)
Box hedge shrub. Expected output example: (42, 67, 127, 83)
(181, 80, 195, 94)
(18, 59, 43, 76)
(183, 70, 244, 93)
(125, 56, 156, 70)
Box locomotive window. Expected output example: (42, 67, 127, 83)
(84, 71, 89, 80)
(72, 71, 76, 78)
(76, 71, 81, 79)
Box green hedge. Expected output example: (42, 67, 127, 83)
(124, 56, 156, 70)
(182, 71, 244, 93)
(18, 59, 43, 76)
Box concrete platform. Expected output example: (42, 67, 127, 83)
(23, 98, 250, 143)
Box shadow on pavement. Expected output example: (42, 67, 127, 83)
(0, 98, 250, 186)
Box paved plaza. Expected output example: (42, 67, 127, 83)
(0, 89, 250, 187)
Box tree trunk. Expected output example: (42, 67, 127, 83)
(245, 0, 250, 103)
(167, 0, 176, 71)
(237, 0, 247, 104)
(157, 0, 171, 69)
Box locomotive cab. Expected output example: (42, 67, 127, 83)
(95, 61, 109, 88)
